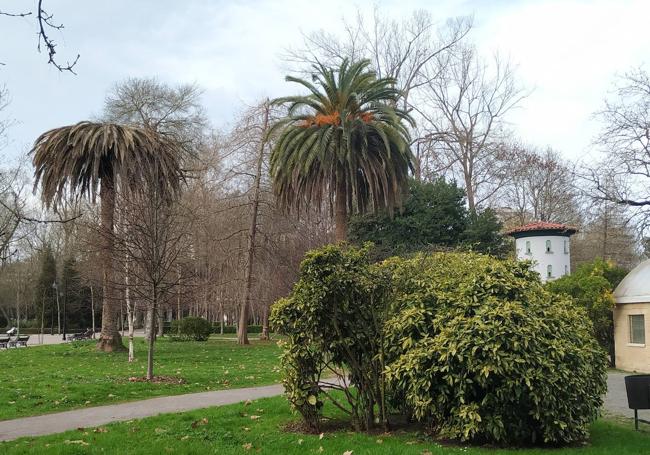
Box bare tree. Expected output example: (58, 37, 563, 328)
(417, 45, 527, 211)
(118, 179, 192, 380)
(0, 1, 79, 72)
(237, 101, 270, 345)
(103, 77, 207, 160)
(587, 68, 650, 234)
(501, 145, 580, 226)
(286, 8, 472, 113)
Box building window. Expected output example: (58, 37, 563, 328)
(564, 239, 569, 254)
(564, 265, 568, 275)
(547, 264, 553, 278)
(630, 315, 646, 345)
(545, 240, 552, 253)
(525, 241, 531, 255)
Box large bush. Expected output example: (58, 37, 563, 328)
(383, 253, 607, 444)
(171, 317, 212, 341)
(272, 244, 607, 446)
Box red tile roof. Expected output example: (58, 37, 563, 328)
(505, 221, 578, 236)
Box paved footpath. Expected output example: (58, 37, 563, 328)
(605, 371, 650, 421)
(0, 383, 284, 442)
(0, 372, 644, 442)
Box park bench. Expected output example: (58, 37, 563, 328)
(70, 329, 94, 341)
(16, 335, 29, 347)
(8, 335, 30, 348)
(0, 334, 9, 349)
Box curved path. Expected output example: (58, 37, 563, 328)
(0, 383, 283, 442)
(0, 372, 644, 442)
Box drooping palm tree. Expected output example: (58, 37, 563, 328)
(31, 122, 183, 352)
(270, 59, 415, 242)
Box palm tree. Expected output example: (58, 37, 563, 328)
(270, 59, 415, 242)
(31, 122, 183, 352)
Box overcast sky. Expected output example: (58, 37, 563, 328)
(1, 0, 648, 165)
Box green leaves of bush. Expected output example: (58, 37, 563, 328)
(384, 253, 607, 444)
(272, 245, 608, 446)
(171, 317, 212, 341)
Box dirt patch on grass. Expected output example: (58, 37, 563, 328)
(127, 376, 186, 384)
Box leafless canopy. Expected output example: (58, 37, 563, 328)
(586, 68, 650, 234)
(416, 46, 528, 210)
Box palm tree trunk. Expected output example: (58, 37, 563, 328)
(334, 178, 347, 242)
(96, 177, 126, 352)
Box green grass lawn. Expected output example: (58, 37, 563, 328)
(1, 395, 648, 454)
(0, 338, 281, 421)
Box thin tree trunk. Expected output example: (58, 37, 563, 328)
(238, 101, 270, 345)
(147, 292, 158, 381)
(90, 285, 95, 338)
(145, 307, 154, 342)
(176, 264, 181, 325)
(259, 305, 270, 341)
(96, 177, 126, 352)
(56, 289, 61, 335)
(334, 177, 348, 242)
(125, 259, 135, 362)
(157, 311, 164, 338)
(40, 292, 46, 345)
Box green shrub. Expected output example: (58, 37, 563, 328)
(383, 253, 608, 445)
(546, 258, 628, 364)
(271, 244, 388, 431)
(272, 245, 608, 446)
(171, 317, 212, 341)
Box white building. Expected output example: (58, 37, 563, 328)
(506, 222, 577, 283)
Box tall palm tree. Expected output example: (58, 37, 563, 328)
(270, 59, 415, 242)
(31, 122, 183, 352)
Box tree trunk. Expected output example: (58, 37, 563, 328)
(96, 177, 126, 352)
(125, 260, 135, 362)
(90, 285, 96, 338)
(146, 283, 158, 380)
(157, 311, 164, 338)
(238, 101, 270, 345)
(259, 305, 270, 341)
(334, 178, 348, 242)
(146, 305, 156, 380)
(145, 307, 154, 342)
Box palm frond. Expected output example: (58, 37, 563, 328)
(31, 121, 184, 208)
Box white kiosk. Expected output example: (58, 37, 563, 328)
(506, 221, 577, 283)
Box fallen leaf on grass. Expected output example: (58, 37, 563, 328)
(250, 415, 261, 420)
(243, 442, 253, 450)
(93, 427, 108, 433)
(64, 440, 89, 446)
(343, 451, 353, 455)
(155, 427, 167, 434)
(191, 418, 209, 428)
